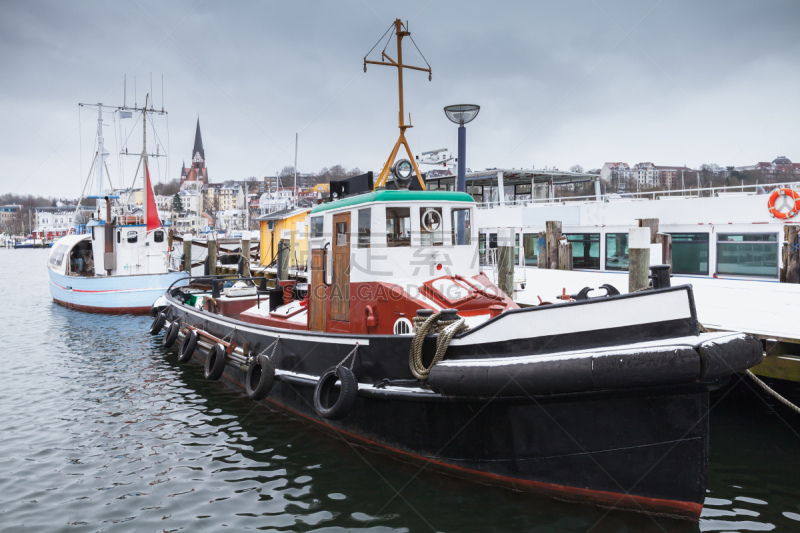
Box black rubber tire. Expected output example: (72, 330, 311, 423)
(204, 343, 227, 380)
(313, 366, 358, 420)
(163, 321, 180, 348)
(246, 354, 275, 400)
(150, 312, 167, 335)
(178, 330, 198, 363)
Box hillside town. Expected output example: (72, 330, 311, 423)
(1, 117, 798, 241)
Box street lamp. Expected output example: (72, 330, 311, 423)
(444, 105, 480, 194)
(444, 104, 480, 245)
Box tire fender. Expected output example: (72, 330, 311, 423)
(313, 366, 358, 420)
(205, 343, 228, 381)
(178, 330, 198, 363)
(150, 311, 167, 335)
(163, 321, 180, 348)
(246, 354, 275, 400)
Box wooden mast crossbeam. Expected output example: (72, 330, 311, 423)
(364, 19, 431, 190)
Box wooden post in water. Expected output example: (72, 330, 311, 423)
(182, 234, 192, 273)
(497, 228, 515, 297)
(787, 226, 800, 284)
(656, 233, 673, 273)
(638, 218, 659, 244)
(278, 238, 290, 281)
(536, 232, 546, 269)
(558, 237, 573, 270)
(207, 233, 218, 276)
(546, 221, 562, 270)
(241, 233, 252, 278)
(629, 227, 651, 293)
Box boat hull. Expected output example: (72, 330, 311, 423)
(156, 296, 739, 521)
(49, 269, 188, 314)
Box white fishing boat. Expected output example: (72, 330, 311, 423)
(47, 97, 187, 313)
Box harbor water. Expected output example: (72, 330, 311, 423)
(2, 249, 799, 532)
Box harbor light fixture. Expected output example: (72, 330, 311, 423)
(444, 104, 480, 245)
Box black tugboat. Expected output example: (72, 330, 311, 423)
(148, 19, 762, 521)
(150, 184, 761, 521)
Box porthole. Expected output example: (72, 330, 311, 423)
(393, 318, 413, 335)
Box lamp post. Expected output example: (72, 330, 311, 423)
(444, 104, 480, 245)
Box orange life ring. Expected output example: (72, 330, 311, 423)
(767, 188, 800, 219)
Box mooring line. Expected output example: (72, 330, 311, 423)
(746, 369, 800, 415)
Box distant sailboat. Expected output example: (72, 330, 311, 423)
(47, 96, 188, 313)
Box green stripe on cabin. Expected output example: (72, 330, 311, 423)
(310, 190, 474, 214)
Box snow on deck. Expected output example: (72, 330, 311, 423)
(484, 266, 800, 342)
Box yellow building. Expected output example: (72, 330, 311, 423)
(308, 183, 330, 194)
(258, 207, 311, 268)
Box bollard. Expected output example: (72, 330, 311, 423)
(278, 238, 291, 281)
(241, 234, 251, 279)
(183, 234, 193, 273)
(628, 227, 651, 293)
(649, 264, 671, 289)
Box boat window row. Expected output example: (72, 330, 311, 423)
(482, 231, 779, 278)
(311, 205, 472, 248)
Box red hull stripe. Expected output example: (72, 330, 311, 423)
(52, 298, 150, 315)
(206, 358, 701, 521)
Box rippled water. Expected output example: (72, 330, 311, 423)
(1, 249, 799, 532)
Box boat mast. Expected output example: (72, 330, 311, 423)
(96, 103, 105, 198)
(364, 19, 432, 190)
(141, 95, 149, 224)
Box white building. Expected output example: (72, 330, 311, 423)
(600, 162, 633, 183)
(217, 209, 247, 232)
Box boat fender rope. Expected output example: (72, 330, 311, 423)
(745, 370, 800, 415)
(252, 336, 280, 364)
(409, 312, 468, 380)
(336, 344, 359, 371)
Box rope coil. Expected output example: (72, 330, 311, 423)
(409, 312, 468, 380)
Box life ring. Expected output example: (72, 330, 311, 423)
(163, 321, 180, 348)
(149, 311, 167, 335)
(204, 343, 227, 380)
(767, 188, 800, 219)
(178, 330, 198, 363)
(313, 366, 358, 420)
(246, 354, 275, 400)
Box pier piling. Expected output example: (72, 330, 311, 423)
(629, 227, 651, 293)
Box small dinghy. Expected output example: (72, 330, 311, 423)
(150, 185, 762, 521)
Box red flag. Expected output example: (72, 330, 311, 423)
(144, 161, 161, 231)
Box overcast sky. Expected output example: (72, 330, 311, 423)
(2, 0, 799, 198)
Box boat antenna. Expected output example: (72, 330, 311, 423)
(123, 74, 127, 108)
(364, 18, 432, 190)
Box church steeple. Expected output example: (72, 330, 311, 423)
(192, 118, 205, 165)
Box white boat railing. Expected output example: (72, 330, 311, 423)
(475, 181, 800, 209)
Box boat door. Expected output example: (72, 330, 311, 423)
(309, 248, 327, 331)
(331, 212, 351, 322)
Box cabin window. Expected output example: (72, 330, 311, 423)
(127, 231, 138, 244)
(386, 207, 411, 247)
(669, 233, 709, 275)
(565, 233, 600, 270)
(717, 233, 778, 278)
(336, 222, 347, 246)
(479, 234, 487, 263)
(467, 185, 483, 204)
(451, 208, 471, 245)
(357, 208, 371, 248)
(605, 233, 629, 271)
(420, 207, 443, 246)
(310, 216, 323, 238)
(153, 230, 164, 243)
(523, 233, 539, 266)
(515, 184, 532, 203)
(117, 230, 121, 244)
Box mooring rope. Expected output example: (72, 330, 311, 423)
(409, 313, 469, 380)
(745, 370, 800, 415)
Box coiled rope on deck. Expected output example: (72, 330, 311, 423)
(745, 369, 800, 415)
(409, 312, 469, 380)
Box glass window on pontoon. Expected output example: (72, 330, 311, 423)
(310, 216, 323, 238)
(386, 207, 411, 247)
(523, 233, 539, 266)
(479, 234, 487, 264)
(420, 207, 444, 246)
(605, 233, 629, 271)
(127, 231, 138, 244)
(357, 208, 371, 248)
(515, 184, 532, 203)
(154, 230, 164, 243)
(336, 222, 348, 246)
(515, 233, 520, 264)
(669, 233, 709, 275)
(566, 233, 601, 270)
(451, 208, 472, 245)
(717, 233, 778, 278)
